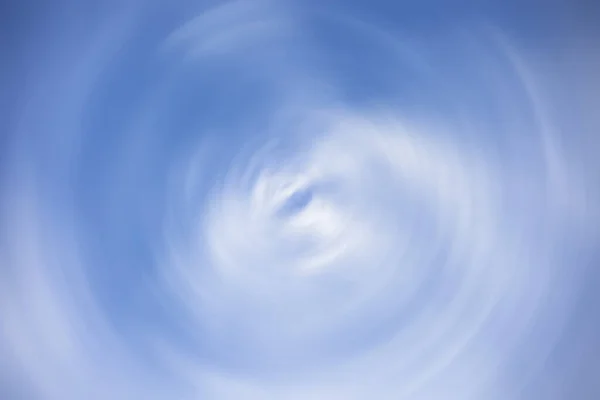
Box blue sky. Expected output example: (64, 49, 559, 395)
(1, 1, 599, 399)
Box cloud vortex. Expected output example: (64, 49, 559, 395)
(1, 1, 599, 399)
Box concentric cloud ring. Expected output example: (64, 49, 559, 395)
(1, 1, 599, 399)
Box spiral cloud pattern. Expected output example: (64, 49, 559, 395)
(2, 1, 600, 399)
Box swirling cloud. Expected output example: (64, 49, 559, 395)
(1, 1, 599, 399)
